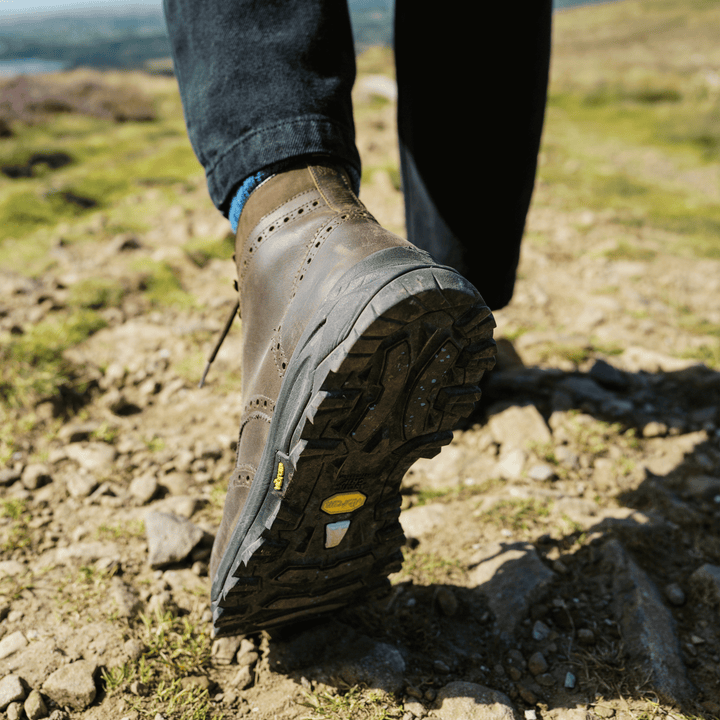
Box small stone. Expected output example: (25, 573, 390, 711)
(130, 681, 148, 696)
(66, 442, 117, 473)
(232, 665, 253, 690)
(435, 587, 458, 617)
(48, 711, 70, 720)
(527, 652, 548, 676)
(180, 676, 212, 692)
(160, 472, 191, 496)
(642, 421, 667, 438)
(664, 583, 686, 606)
(564, 672, 576, 689)
(145, 512, 205, 568)
(66, 473, 98, 498)
(42, 660, 97, 710)
(527, 463, 554, 481)
(111, 577, 142, 618)
(0, 675, 26, 711)
(689, 563, 720, 608)
(0, 560, 26, 578)
(6, 701, 22, 720)
(516, 684, 538, 705)
(525, 711, 537, 720)
(130, 474, 158, 504)
(124, 639, 144, 662)
(535, 673, 555, 687)
(0, 631, 28, 659)
(406, 686, 423, 699)
(434, 660, 451, 674)
(577, 628, 595, 644)
(404, 699, 425, 718)
(21, 463, 52, 490)
(212, 635, 244, 665)
(434, 681, 517, 720)
(24, 689, 48, 720)
(424, 688, 436, 702)
(532, 620, 551, 642)
(497, 448, 527, 480)
(595, 705, 615, 718)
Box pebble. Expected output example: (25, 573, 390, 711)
(434, 660, 451, 674)
(66, 473, 98, 498)
(212, 635, 244, 665)
(232, 665, 254, 690)
(24, 689, 47, 720)
(0, 675, 26, 711)
(0, 631, 28, 660)
(527, 463, 554, 481)
(564, 672, 576, 689)
(130, 473, 159, 503)
(470, 542, 556, 636)
(532, 620, 551, 642)
(664, 583, 686, 606)
(65, 442, 117, 473)
(111, 577, 143, 618)
(488, 404, 551, 450)
(435, 587, 458, 617)
(21, 463, 52, 490)
(535, 673, 555, 687)
(642, 421, 667, 438)
(527, 652, 548, 676)
(145, 512, 205, 568)
(42, 660, 97, 710)
(577, 628, 595, 644)
(496, 448, 526, 480)
(6, 701, 22, 720)
(433, 681, 518, 720)
(689, 563, 720, 608)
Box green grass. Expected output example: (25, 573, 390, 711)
(479, 499, 552, 533)
(299, 685, 401, 720)
(182, 234, 235, 268)
(68, 277, 125, 309)
(132, 258, 196, 308)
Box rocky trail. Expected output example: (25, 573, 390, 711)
(2, 4, 720, 719)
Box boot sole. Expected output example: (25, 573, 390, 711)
(211, 252, 496, 636)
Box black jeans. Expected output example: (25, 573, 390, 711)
(163, 0, 552, 310)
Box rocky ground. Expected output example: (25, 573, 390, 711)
(2, 4, 720, 719)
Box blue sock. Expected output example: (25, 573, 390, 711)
(229, 170, 271, 233)
(228, 161, 361, 233)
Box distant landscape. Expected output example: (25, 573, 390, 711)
(0, 0, 613, 75)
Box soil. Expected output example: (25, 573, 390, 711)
(1, 39, 720, 720)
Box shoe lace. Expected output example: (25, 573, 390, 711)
(199, 299, 239, 388)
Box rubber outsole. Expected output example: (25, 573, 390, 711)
(211, 259, 496, 636)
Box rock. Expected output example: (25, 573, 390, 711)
(431, 681, 519, 720)
(0, 675, 26, 711)
(0, 632, 28, 660)
(470, 543, 556, 636)
(2, 639, 63, 688)
(21, 463, 51, 490)
(48, 711, 70, 720)
(160, 472, 191, 496)
(684, 476, 720, 501)
(145, 512, 204, 568)
(54, 541, 119, 564)
(130, 473, 158, 504)
(150, 496, 199, 520)
(180, 675, 212, 692)
(232, 665, 253, 690)
(401, 504, 449, 540)
(435, 587, 458, 617)
(111, 577, 142, 618)
(642, 422, 667, 438)
(527, 463, 554, 481)
(602, 540, 693, 702)
(123, 639, 144, 663)
(212, 636, 244, 665)
(496, 449, 526, 480)
(621, 347, 701, 373)
(66, 473, 98, 498)
(664, 583, 686, 607)
(236, 638, 258, 667)
(405, 699, 425, 718)
(24, 689, 48, 720)
(65, 443, 117, 473)
(589, 359, 628, 389)
(270, 620, 405, 694)
(535, 673, 555, 687)
(163, 569, 207, 598)
(532, 620, 550, 641)
(488, 404, 551, 451)
(6, 700, 22, 720)
(577, 628, 595, 644)
(42, 660, 97, 710)
(527, 652, 547, 676)
(557, 376, 615, 404)
(564, 672, 576, 689)
(0, 469, 21, 486)
(0, 561, 26, 578)
(689, 564, 720, 608)
(434, 660, 451, 674)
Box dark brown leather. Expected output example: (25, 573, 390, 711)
(210, 164, 413, 579)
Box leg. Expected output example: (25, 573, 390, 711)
(395, 1, 553, 310)
(163, 0, 361, 213)
(164, 1, 497, 636)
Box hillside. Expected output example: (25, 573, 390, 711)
(0, 2, 719, 719)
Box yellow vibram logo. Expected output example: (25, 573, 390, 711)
(273, 462, 285, 491)
(321, 491, 366, 515)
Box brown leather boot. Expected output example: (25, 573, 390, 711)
(210, 163, 495, 636)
